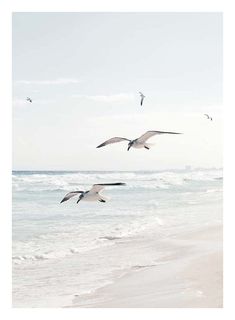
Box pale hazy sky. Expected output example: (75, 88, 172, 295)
(12, 12, 222, 170)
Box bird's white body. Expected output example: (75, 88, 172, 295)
(132, 141, 147, 149)
(82, 191, 106, 202)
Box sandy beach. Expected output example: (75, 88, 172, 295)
(72, 225, 223, 308)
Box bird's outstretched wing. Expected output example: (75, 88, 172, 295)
(60, 191, 84, 203)
(137, 130, 182, 143)
(96, 137, 131, 148)
(89, 183, 126, 193)
(204, 114, 210, 119)
(140, 96, 144, 106)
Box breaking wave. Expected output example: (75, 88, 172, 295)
(12, 169, 223, 192)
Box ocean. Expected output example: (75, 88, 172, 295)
(12, 169, 223, 307)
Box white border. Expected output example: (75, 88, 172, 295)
(1, 1, 234, 319)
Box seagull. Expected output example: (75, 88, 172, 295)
(60, 183, 126, 204)
(139, 92, 145, 106)
(97, 130, 182, 151)
(204, 114, 212, 121)
(26, 97, 32, 103)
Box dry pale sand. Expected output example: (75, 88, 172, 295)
(72, 225, 223, 308)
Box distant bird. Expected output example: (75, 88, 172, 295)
(139, 92, 145, 106)
(26, 97, 32, 103)
(60, 183, 126, 204)
(204, 114, 212, 121)
(97, 130, 182, 151)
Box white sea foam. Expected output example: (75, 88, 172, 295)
(12, 169, 223, 192)
(206, 188, 222, 193)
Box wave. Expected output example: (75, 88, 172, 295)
(206, 188, 222, 193)
(12, 169, 223, 192)
(12, 254, 48, 264)
(12, 212, 165, 266)
(12, 238, 118, 265)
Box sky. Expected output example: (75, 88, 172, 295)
(12, 12, 223, 171)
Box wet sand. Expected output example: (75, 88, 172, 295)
(72, 225, 223, 308)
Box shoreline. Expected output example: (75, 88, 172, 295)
(71, 224, 223, 308)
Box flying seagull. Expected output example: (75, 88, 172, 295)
(139, 92, 145, 106)
(60, 183, 126, 204)
(97, 130, 182, 151)
(204, 114, 212, 121)
(26, 97, 32, 103)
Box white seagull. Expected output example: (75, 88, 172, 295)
(60, 183, 126, 204)
(139, 92, 145, 106)
(97, 130, 182, 151)
(26, 97, 32, 103)
(204, 114, 212, 121)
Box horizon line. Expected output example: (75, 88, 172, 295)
(12, 167, 223, 172)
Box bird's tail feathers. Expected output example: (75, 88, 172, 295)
(145, 142, 155, 148)
(99, 194, 109, 202)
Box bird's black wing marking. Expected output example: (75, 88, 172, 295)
(90, 183, 126, 193)
(93, 183, 126, 186)
(60, 191, 84, 203)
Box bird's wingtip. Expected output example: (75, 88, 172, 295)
(96, 143, 104, 148)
